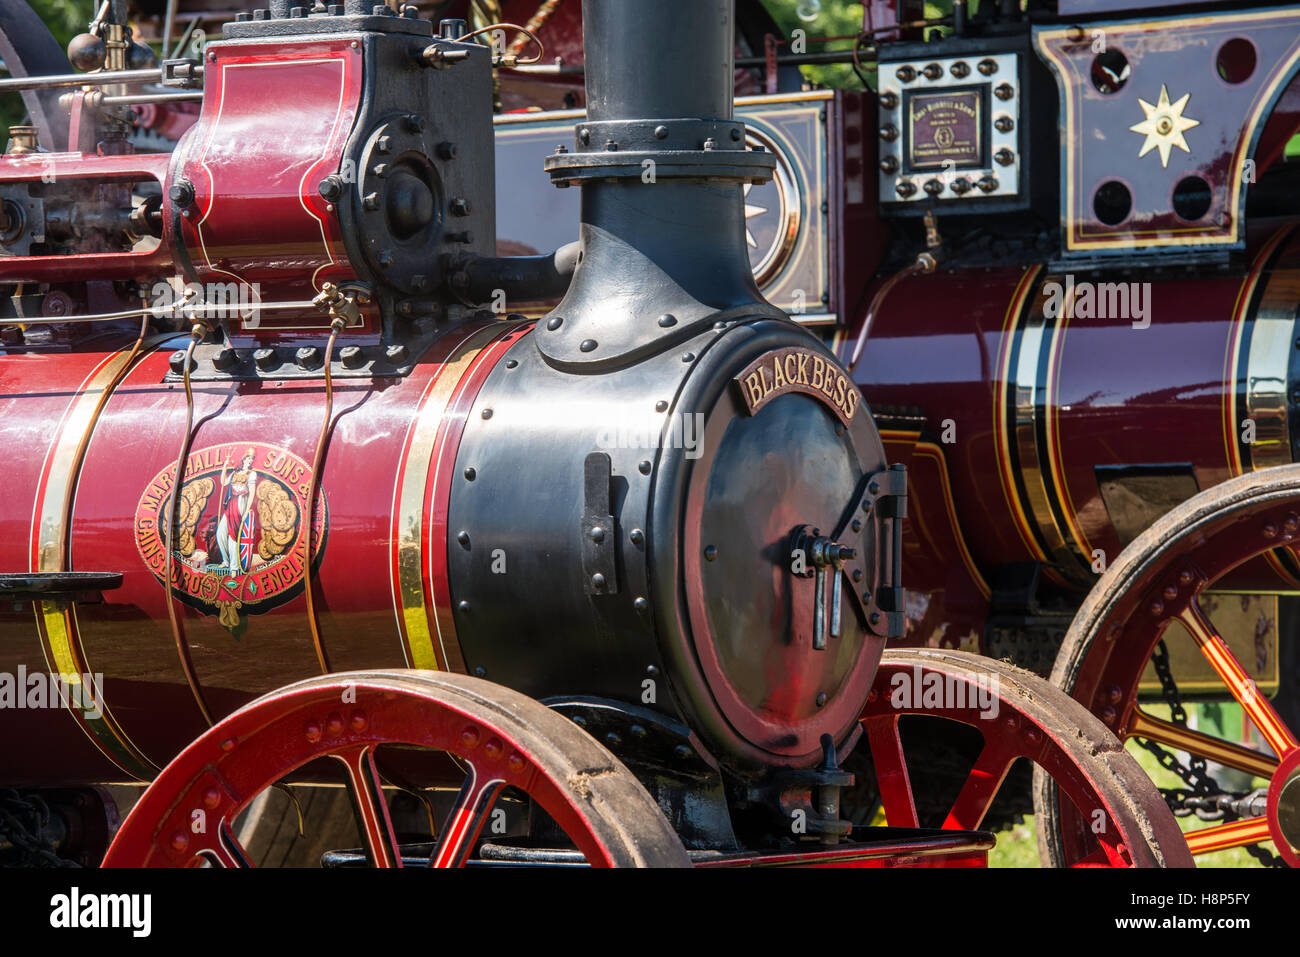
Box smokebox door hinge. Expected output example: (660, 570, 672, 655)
(581, 452, 619, 596)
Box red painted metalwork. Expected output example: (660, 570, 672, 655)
(864, 649, 1194, 867)
(102, 671, 692, 867)
(0, 314, 521, 784)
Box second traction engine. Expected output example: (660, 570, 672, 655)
(0, 0, 901, 849)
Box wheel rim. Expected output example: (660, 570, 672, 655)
(863, 648, 1192, 867)
(103, 671, 690, 868)
(1038, 466, 1300, 867)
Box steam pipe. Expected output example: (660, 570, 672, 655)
(450, 241, 581, 304)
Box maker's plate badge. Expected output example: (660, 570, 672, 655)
(135, 443, 327, 632)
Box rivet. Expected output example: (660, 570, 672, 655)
(862, 590, 872, 603)
(816, 692, 827, 707)
(456, 530, 470, 546)
(459, 600, 471, 612)
(464, 467, 476, 481)
(473, 666, 486, 678)
(634, 597, 649, 613)
(674, 745, 693, 760)
(547, 315, 564, 331)
(646, 665, 660, 676)
(852, 519, 862, 533)
(305, 721, 322, 742)
(485, 737, 504, 759)
(654, 125, 669, 139)
(630, 528, 645, 545)
(1264, 523, 1278, 539)
(572, 715, 587, 727)
(589, 526, 605, 543)
(638, 460, 651, 475)
(704, 545, 718, 561)
(591, 573, 606, 590)
(505, 359, 518, 369)
(852, 569, 863, 582)
(481, 408, 493, 420)
(507, 752, 525, 772)
(605, 732, 622, 747)
(1100, 706, 1117, 725)
(203, 787, 221, 809)
(655, 400, 668, 412)
(870, 612, 881, 625)
(682, 352, 695, 363)
(220, 737, 237, 752)
(658, 313, 677, 328)
(351, 710, 368, 732)
(170, 831, 190, 852)
(1149, 600, 1164, 617)
(1163, 584, 1177, 600)
(461, 726, 481, 749)
(326, 712, 344, 735)
(580, 338, 598, 352)
(630, 724, 648, 739)
(1024, 727, 1042, 746)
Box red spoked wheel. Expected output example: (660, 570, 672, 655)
(103, 671, 690, 868)
(1036, 466, 1300, 867)
(862, 648, 1193, 867)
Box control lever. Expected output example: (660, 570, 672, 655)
(791, 526, 856, 650)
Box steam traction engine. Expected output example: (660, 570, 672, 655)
(477, 0, 1300, 866)
(0, 0, 1190, 868)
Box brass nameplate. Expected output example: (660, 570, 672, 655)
(907, 89, 983, 170)
(733, 347, 859, 426)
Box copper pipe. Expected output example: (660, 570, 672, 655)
(7, 299, 317, 326)
(303, 316, 346, 674)
(846, 253, 936, 375)
(163, 324, 215, 726)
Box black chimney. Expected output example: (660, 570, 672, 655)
(541, 0, 782, 371)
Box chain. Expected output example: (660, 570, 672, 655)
(0, 790, 77, 868)
(1134, 640, 1286, 867)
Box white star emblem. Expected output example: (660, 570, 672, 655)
(1129, 84, 1200, 168)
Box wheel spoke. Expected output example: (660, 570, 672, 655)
(1069, 846, 1118, 868)
(942, 738, 1018, 831)
(429, 763, 506, 868)
(1126, 707, 1279, 780)
(332, 745, 403, 869)
(1178, 602, 1299, 757)
(863, 714, 920, 829)
(198, 821, 253, 868)
(1184, 816, 1273, 856)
